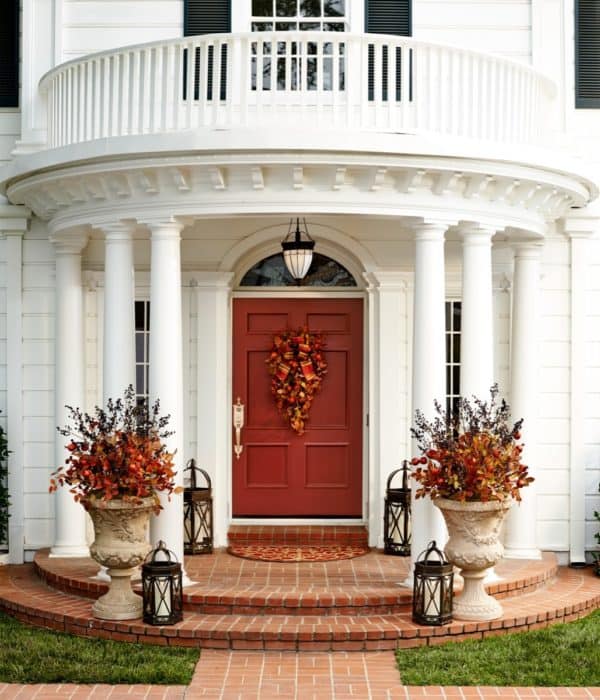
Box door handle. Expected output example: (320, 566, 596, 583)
(233, 397, 245, 460)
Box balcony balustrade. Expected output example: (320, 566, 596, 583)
(40, 32, 554, 150)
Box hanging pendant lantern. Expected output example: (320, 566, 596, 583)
(412, 540, 454, 626)
(183, 459, 213, 555)
(281, 218, 315, 281)
(142, 541, 183, 626)
(384, 461, 411, 556)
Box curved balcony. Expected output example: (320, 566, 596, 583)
(40, 32, 554, 150)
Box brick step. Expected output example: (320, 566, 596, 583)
(227, 525, 369, 547)
(0, 562, 598, 651)
(33, 550, 558, 617)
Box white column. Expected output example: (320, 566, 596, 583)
(50, 232, 89, 557)
(101, 224, 136, 401)
(504, 242, 542, 559)
(564, 217, 597, 564)
(146, 219, 187, 576)
(411, 220, 453, 563)
(1, 206, 31, 563)
(365, 271, 410, 548)
(194, 272, 234, 549)
(460, 224, 495, 399)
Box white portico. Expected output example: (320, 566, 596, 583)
(2, 135, 591, 566)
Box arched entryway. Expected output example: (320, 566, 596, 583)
(232, 250, 365, 518)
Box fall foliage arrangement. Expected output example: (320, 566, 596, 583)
(50, 385, 180, 513)
(266, 328, 327, 434)
(410, 384, 533, 502)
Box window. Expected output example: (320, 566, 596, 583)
(135, 301, 150, 406)
(445, 301, 461, 416)
(0, 0, 19, 107)
(240, 252, 357, 286)
(575, 0, 600, 108)
(251, 0, 347, 32)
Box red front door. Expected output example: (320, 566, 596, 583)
(232, 298, 363, 517)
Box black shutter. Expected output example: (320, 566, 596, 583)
(575, 0, 600, 108)
(366, 0, 411, 37)
(0, 0, 19, 107)
(184, 0, 231, 36)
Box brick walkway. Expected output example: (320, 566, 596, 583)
(0, 650, 599, 698)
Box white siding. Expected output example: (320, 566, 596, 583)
(537, 236, 571, 551)
(584, 237, 600, 555)
(414, 0, 532, 63)
(21, 222, 55, 550)
(61, 0, 183, 60)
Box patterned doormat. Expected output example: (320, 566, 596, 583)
(227, 544, 370, 562)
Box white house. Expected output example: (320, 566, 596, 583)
(0, 0, 599, 570)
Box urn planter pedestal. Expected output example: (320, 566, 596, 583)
(434, 497, 511, 621)
(87, 497, 155, 620)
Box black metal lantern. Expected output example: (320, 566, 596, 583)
(412, 540, 454, 626)
(142, 541, 183, 625)
(281, 218, 315, 281)
(384, 461, 411, 556)
(183, 459, 213, 555)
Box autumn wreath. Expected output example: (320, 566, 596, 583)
(266, 328, 327, 434)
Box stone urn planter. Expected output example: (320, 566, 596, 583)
(88, 497, 155, 620)
(434, 497, 511, 621)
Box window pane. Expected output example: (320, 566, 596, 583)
(453, 302, 462, 331)
(252, 21, 274, 30)
(276, 21, 296, 29)
(453, 333, 460, 362)
(324, 0, 344, 16)
(276, 0, 297, 16)
(253, 0, 273, 14)
(300, 0, 321, 16)
(135, 301, 145, 330)
(300, 22, 320, 29)
(445, 301, 451, 330)
(323, 22, 344, 30)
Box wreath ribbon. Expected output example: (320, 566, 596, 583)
(266, 328, 327, 434)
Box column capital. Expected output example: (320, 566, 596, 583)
(412, 218, 456, 242)
(96, 220, 136, 242)
(50, 232, 89, 256)
(563, 215, 598, 239)
(459, 221, 497, 243)
(512, 241, 543, 260)
(0, 204, 32, 234)
(192, 271, 235, 290)
(363, 270, 408, 291)
(143, 218, 185, 239)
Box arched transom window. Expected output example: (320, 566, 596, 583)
(240, 252, 357, 287)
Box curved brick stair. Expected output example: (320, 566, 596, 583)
(0, 547, 598, 651)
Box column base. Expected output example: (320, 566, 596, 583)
(49, 544, 90, 558)
(503, 546, 542, 560)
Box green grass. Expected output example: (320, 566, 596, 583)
(0, 611, 199, 684)
(396, 608, 600, 686)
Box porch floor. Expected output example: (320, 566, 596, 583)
(0, 549, 597, 652)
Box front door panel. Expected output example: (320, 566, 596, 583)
(232, 298, 363, 517)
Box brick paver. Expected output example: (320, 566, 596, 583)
(0, 650, 599, 699)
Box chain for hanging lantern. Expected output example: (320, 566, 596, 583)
(183, 459, 213, 555)
(384, 461, 411, 556)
